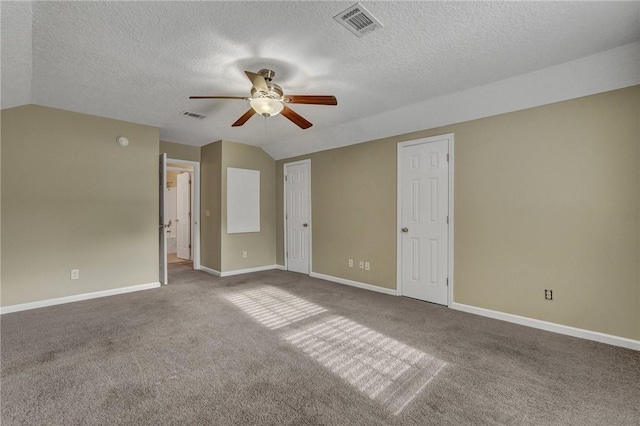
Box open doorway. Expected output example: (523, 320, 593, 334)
(160, 157, 201, 283)
(166, 163, 194, 266)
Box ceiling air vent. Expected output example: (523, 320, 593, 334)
(181, 111, 207, 120)
(333, 3, 383, 37)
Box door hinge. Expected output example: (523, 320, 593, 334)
(446, 278, 449, 286)
(285, 175, 288, 181)
(189, 244, 191, 249)
(189, 211, 191, 217)
(446, 153, 449, 162)
(446, 215, 449, 224)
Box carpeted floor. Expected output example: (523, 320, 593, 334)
(1, 264, 639, 425)
(167, 253, 191, 265)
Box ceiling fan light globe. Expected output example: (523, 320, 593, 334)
(249, 97, 283, 117)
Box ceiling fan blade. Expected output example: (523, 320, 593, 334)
(189, 96, 247, 100)
(281, 105, 312, 129)
(232, 109, 256, 127)
(285, 95, 337, 105)
(244, 71, 269, 93)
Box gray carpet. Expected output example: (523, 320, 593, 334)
(1, 264, 639, 425)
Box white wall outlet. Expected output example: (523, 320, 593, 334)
(205, 209, 210, 217)
(359, 261, 364, 270)
(71, 269, 79, 280)
(348, 259, 353, 268)
(364, 261, 370, 271)
(242, 251, 248, 259)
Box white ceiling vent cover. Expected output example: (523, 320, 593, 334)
(334, 3, 383, 37)
(181, 111, 207, 120)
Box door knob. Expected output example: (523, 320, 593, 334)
(402, 227, 409, 232)
(303, 223, 308, 227)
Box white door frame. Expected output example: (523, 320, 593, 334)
(175, 171, 191, 260)
(283, 159, 312, 273)
(396, 134, 454, 307)
(166, 158, 201, 270)
(160, 153, 168, 284)
(167, 167, 194, 260)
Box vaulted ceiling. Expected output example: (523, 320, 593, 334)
(2, 1, 639, 159)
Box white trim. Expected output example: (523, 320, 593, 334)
(283, 159, 312, 274)
(160, 153, 168, 284)
(200, 264, 285, 277)
(220, 265, 283, 277)
(0, 282, 161, 315)
(268, 42, 640, 160)
(310, 272, 398, 296)
(199, 266, 221, 277)
(451, 303, 640, 351)
(396, 134, 455, 307)
(166, 166, 193, 172)
(167, 158, 201, 270)
(448, 136, 454, 307)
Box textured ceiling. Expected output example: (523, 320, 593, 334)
(2, 1, 639, 159)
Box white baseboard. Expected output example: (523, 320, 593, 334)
(274, 264, 285, 270)
(199, 266, 221, 277)
(200, 264, 283, 277)
(221, 265, 282, 277)
(451, 302, 639, 351)
(0, 282, 161, 315)
(310, 272, 398, 296)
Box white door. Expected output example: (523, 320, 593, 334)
(176, 172, 191, 260)
(159, 153, 168, 285)
(285, 161, 311, 274)
(399, 138, 450, 305)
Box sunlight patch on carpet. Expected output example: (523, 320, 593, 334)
(226, 286, 445, 414)
(284, 315, 446, 415)
(225, 286, 327, 329)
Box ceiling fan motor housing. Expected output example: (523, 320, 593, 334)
(251, 83, 283, 99)
(190, 67, 335, 129)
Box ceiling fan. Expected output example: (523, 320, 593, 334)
(190, 69, 337, 129)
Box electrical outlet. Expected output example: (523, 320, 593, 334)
(242, 251, 248, 259)
(364, 261, 370, 271)
(348, 259, 353, 268)
(359, 261, 364, 270)
(71, 269, 79, 280)
(205, 210, 210, 217)
(545, 289, 553, 300)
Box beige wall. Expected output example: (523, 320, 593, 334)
(200, 141, 222, 271)
(199, 140, 276, 273)
(160, 140, 200, 162)
(277, 86, 640, 340)
(166, 170, 178, 188)
(166, 164, 193, 189)
(1, 105, 159, 306)
(276, 140, 396, 289)
(221, 141, 276, 272)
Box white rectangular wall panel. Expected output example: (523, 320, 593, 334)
(227, 167, 260, 234)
